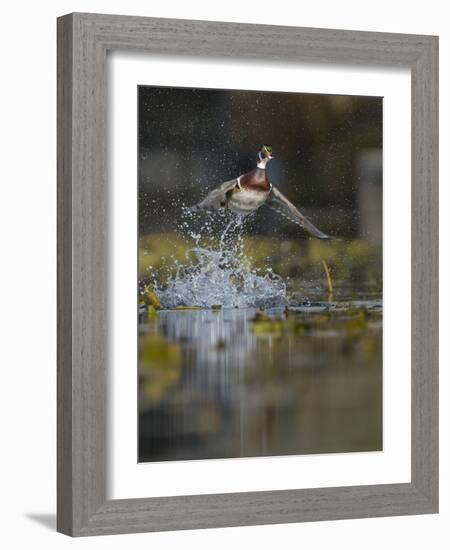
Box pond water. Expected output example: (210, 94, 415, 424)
(138, 299, 382, 462)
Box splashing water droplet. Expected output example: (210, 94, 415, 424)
(153, 211, 288, 309)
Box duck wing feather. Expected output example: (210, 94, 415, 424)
(267, 186, 331, 240)
(190, 179, 238, 211)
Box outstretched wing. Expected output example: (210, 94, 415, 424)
(267, 186, 331, 239)
(190, 179, 238, 211)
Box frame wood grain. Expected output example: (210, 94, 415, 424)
(57, 12, 438, 536)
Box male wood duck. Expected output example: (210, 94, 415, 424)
(191, 144, 330, 239)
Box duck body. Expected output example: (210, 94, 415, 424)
(227, 167, 272, 214)
(191, 144, 331, 240)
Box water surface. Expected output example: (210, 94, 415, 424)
(139, 300, 382, 462)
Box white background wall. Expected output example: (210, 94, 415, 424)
(0, 1, 447, 548)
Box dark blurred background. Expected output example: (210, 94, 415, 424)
(139, 86, 382, 243)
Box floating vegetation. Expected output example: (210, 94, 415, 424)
(140, 285, 162, 309)
(250, 303, 381, 337)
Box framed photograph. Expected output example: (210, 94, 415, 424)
(57, 13, 438, 536)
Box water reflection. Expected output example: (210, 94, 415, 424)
(139, 302, 382, 462)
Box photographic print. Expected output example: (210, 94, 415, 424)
(138, 86, 382, 462)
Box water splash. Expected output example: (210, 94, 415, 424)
(151, 211, 287, 309)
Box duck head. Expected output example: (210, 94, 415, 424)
(257, 144, 274, 168)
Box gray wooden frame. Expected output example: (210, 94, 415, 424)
(57, 12, 438, 537)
